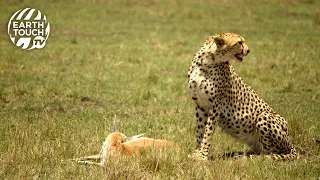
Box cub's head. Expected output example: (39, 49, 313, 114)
(106, 132, 127, 146)
(204, 32, 250, 63)
(106, 132, 145, 147)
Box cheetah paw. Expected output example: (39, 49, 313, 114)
(188, 150, 209, 161)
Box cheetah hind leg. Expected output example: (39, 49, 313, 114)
(256, 113, 298, 161)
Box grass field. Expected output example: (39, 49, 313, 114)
(0, 0, 320, 179)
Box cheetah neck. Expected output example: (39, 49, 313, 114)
(193, 44, 229, 68)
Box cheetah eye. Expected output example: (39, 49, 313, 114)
(238, 41, 243, 45)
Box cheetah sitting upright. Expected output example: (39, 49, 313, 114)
(188, 32, 297, 160)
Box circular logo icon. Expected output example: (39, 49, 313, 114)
(8, 8, 50, 50)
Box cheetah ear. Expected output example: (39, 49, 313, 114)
(214, 36, 225, 47)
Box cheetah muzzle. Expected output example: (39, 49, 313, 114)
(187, 32, 297, 161)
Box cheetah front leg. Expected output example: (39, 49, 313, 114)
(194, 106, 208, 149)
(189, 108, 218, 160)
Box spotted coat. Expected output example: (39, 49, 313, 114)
(188, 32, 297, 160)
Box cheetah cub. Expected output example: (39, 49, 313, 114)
(188, 32, 297, 160)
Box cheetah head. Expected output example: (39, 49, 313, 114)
(212, 32, 250, 62)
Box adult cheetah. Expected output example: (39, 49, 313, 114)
(188, 32, 297, 160)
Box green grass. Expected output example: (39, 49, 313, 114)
(0, 0, 320, 179)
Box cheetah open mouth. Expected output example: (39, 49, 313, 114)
(235, 53, 243, 61)
(235, 50, 244, 61)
